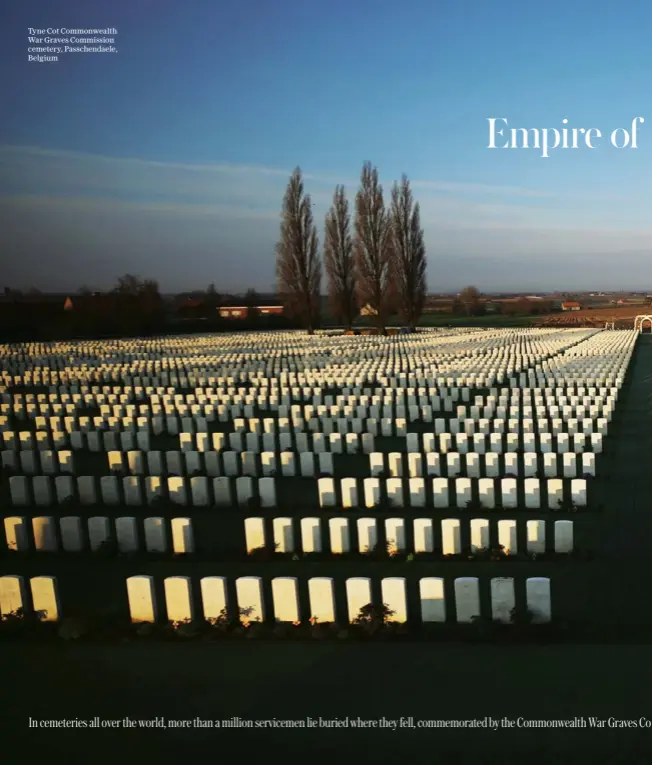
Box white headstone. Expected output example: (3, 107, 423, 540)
(526, 577, 551, 622)
(308, 577, 336, 623)
(346, 577, 372, 623)
(144, 517, 167, 552)
(165, 576, 194, 622)
(30, 576, 61, 621)
(419, 577, 446, 622)
(490, 577, 515, 623)
(454, 577, 480, 622)
(271, 577, 300, 622)
(126, 575, 157, 622)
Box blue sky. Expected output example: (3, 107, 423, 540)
(1, 0, 652, 292)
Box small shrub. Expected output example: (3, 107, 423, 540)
(247, 543, 277, 561)
(353, 602, 396, 636)
(172, 618, 203, 639)
(245, 620, 265, 639)
(510, 606, 535, 626)
(0, 608, 28, 637)
(489, 544, 507, 561)
(207, 606, 254, 635)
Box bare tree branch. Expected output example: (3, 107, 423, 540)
(275, 168, 321, 334)
(324, 185, 356, 328)
(390, 175, 427, 329)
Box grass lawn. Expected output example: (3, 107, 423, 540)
(417, 314, 536, 328)
(6, 641, 652, 760)
(4, 336, 652, 762)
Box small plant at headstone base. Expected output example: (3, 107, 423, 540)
(489, 544, 507, 561)
(206, 606, 253, 638)
(309, 615, 324, 639)
(0, 608, 48, 640)
(247, 543, 277, 561)
(172, 618, 203, 640)
(244, 616, 265, 639)
(353, 602, 396, 637)
(387, 540, 402, 559)
(464, 498, 484, 513)
(365, 540, 393, 560)
(509, 605, 535, 628)
(556, 496, 575, 513)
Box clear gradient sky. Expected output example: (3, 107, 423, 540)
(1, 0, 652, 293)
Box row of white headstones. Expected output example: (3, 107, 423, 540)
(0, 328, 632, 390)
(0, 327, 638, 627)
(0, 573, 552, 626)
(7, 472, 589, 509)
(1, 443, 602, 479)
(3, 514, 574, 556)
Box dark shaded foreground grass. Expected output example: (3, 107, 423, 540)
(5, 641, 652, 761)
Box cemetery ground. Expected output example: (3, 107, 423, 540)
(5, 640, 652, 758)
(3, 327, 652, 755)
(418, 313, 536, 328)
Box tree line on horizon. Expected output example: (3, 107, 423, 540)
(275, 161, 427, 334)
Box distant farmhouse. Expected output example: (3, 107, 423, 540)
(561, 301, 582, 311)
(218, 304, 284, 319)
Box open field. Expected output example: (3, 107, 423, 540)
(536, 306, 649, 328)
(418, 313, 535, 328)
